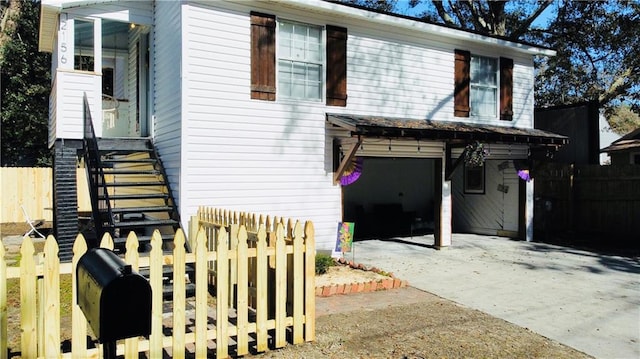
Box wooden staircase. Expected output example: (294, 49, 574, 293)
(83, 137, 194, 298)
(93, 138, 181, 251)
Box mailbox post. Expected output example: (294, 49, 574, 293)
(77, 248, 151, 358)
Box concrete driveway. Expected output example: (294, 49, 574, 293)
(351, 234, 640, 359)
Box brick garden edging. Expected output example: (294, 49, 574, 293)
(315, 258, 409, 297)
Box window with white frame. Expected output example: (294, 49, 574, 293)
(278, 20, 323, 101)
(470, 55, 498, 117)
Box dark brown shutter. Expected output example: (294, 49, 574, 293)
(250, 12, 276, 101)
(454, 49, 470, 117)
(500, 57, 514, 121)
(326, 25, 347, 107)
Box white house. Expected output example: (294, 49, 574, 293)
(39, 0, 567, 255)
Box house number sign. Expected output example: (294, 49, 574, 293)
(59, 13, 69, 66)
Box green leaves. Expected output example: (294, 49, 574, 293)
(1, 1, 51, 166)
(534, 1, 639, 134)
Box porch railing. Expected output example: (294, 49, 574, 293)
(83, 94, 114, 238)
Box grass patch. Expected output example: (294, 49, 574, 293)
(315, 253, 335, 275)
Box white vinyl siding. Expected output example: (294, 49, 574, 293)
(346, 35, 453, 120)
(182, 3, 341, 249)
(49, 70, 102, 142)
(512, 59, 535, 128)
(184, 1, 535, 129)
(153, 0, 183, 208)
(177, 1, 538, 249)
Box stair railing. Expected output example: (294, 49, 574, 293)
(82, 94, 115, 238)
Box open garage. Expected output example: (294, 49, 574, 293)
(343, 157, 437, 239)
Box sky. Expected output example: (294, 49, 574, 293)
(389, 0, 558, 30)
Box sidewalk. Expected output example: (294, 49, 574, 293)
(350, 234, 640, 359)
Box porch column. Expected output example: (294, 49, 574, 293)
(92, 18, 103, 137)
(434, 155, 452, 248)
(93, 18, 102, 73)
(525, 179, 534, 242)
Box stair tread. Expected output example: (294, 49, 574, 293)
(99, 193, 169, 199)
(104, 182, 165, 187)
(101, 170, 161, 174)
(98, 150, 154, 157)
(138, 265, 195, 276)
(97, 139, 153, 152)
(103, 206, 175, 213)
(102, 158, 157, 163)
(163, 283, 196, 299)
(110, 219, 179, 228)
(112, 233, 176, 244)
(99, 148, 153, 153)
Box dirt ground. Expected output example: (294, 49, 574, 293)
(2, 223, 592, 358)
(0, 222, 51, 238)
(245, 287, 592, 359)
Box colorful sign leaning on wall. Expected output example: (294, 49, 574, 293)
(334, 222, 355, 257)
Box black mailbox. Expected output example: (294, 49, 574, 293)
(76, 248, 151, 343)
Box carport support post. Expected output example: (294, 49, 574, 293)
(525, 179, 534, 242)
(434, 156, 452, 248)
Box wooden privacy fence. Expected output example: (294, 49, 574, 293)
(0, 167, 92, 222)
(1, 211, 315, 358)
(534, 163, 640, 243)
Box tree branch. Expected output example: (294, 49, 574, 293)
(450, 1, 468, 28)
(487, 1, 506, 36)
(511, 0, 553, 39)
(432, 0, 457, 27)
(461, 0, 490, 33)
(576, 43, 600, 80)
(0, 0, 22, 62)
(599, 68, 633, 106)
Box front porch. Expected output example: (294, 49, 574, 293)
(41, 6, 152, 145)
(39, 3, 154, 258)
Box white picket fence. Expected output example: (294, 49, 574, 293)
(1, 214, 315, 358)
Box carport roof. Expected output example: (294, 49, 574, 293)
(327, 113, 569, 146)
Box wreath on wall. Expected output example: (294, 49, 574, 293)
(464, 141, 489, 167)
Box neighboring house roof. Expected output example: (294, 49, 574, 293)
(601, 128, 640, 153)
(327, 114, 569, 146)
(39, 0, 556, 56)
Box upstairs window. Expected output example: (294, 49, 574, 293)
(250, 12, 347, 106)
(470, 55, 498, 117)
(278, 21, 323, 101)
(455, 49, 513, 121)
